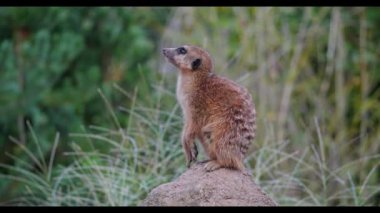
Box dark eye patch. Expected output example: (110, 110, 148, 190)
(176, 47, 187, 55)
(191, 58, 202, 70)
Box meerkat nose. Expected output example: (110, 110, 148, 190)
(162, 48, 170, 57)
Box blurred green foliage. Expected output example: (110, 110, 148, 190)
(0, 7, 171, 200)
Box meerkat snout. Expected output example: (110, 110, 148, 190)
(162, 47, 179, 67)
(162, 48, 173, 58)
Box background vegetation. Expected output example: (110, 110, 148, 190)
(0, 7, 379, 206)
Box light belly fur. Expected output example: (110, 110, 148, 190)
(176, 74, 190, 122)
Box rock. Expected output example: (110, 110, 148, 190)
(141, 164, 277, 206)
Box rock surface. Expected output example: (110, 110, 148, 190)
(142, 164, 277, 206)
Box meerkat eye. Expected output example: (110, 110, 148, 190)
(177, 47, 187, 55)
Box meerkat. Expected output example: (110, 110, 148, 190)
(162, 45, 256, 173)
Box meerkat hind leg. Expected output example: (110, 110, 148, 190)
(204, 160, 222, 172)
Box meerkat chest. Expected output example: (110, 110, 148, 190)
(176, 74, 193, 121)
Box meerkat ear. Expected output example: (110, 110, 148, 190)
(191, 58, 202, 71)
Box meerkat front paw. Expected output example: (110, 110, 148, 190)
(186, 144, 198, 168)
(196, 159, 211, 164)
(204, 160, 221, 172)
(192, 143, 198, 160)
(189, 143, 198, 166)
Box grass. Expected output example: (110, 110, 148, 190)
(1, 83, 185, 206)
(1, 83, 379, 206)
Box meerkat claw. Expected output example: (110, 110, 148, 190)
(204, 160, 222, 172)
(242, 169, 252, 177)
(191, 145, 198, 160)
(186, 160, 192, 168)
(196, 159, 211, 165)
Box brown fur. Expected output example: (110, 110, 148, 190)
(162, 45, 256, 173)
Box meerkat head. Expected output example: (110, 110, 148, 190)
(162, 45, 213, 74)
